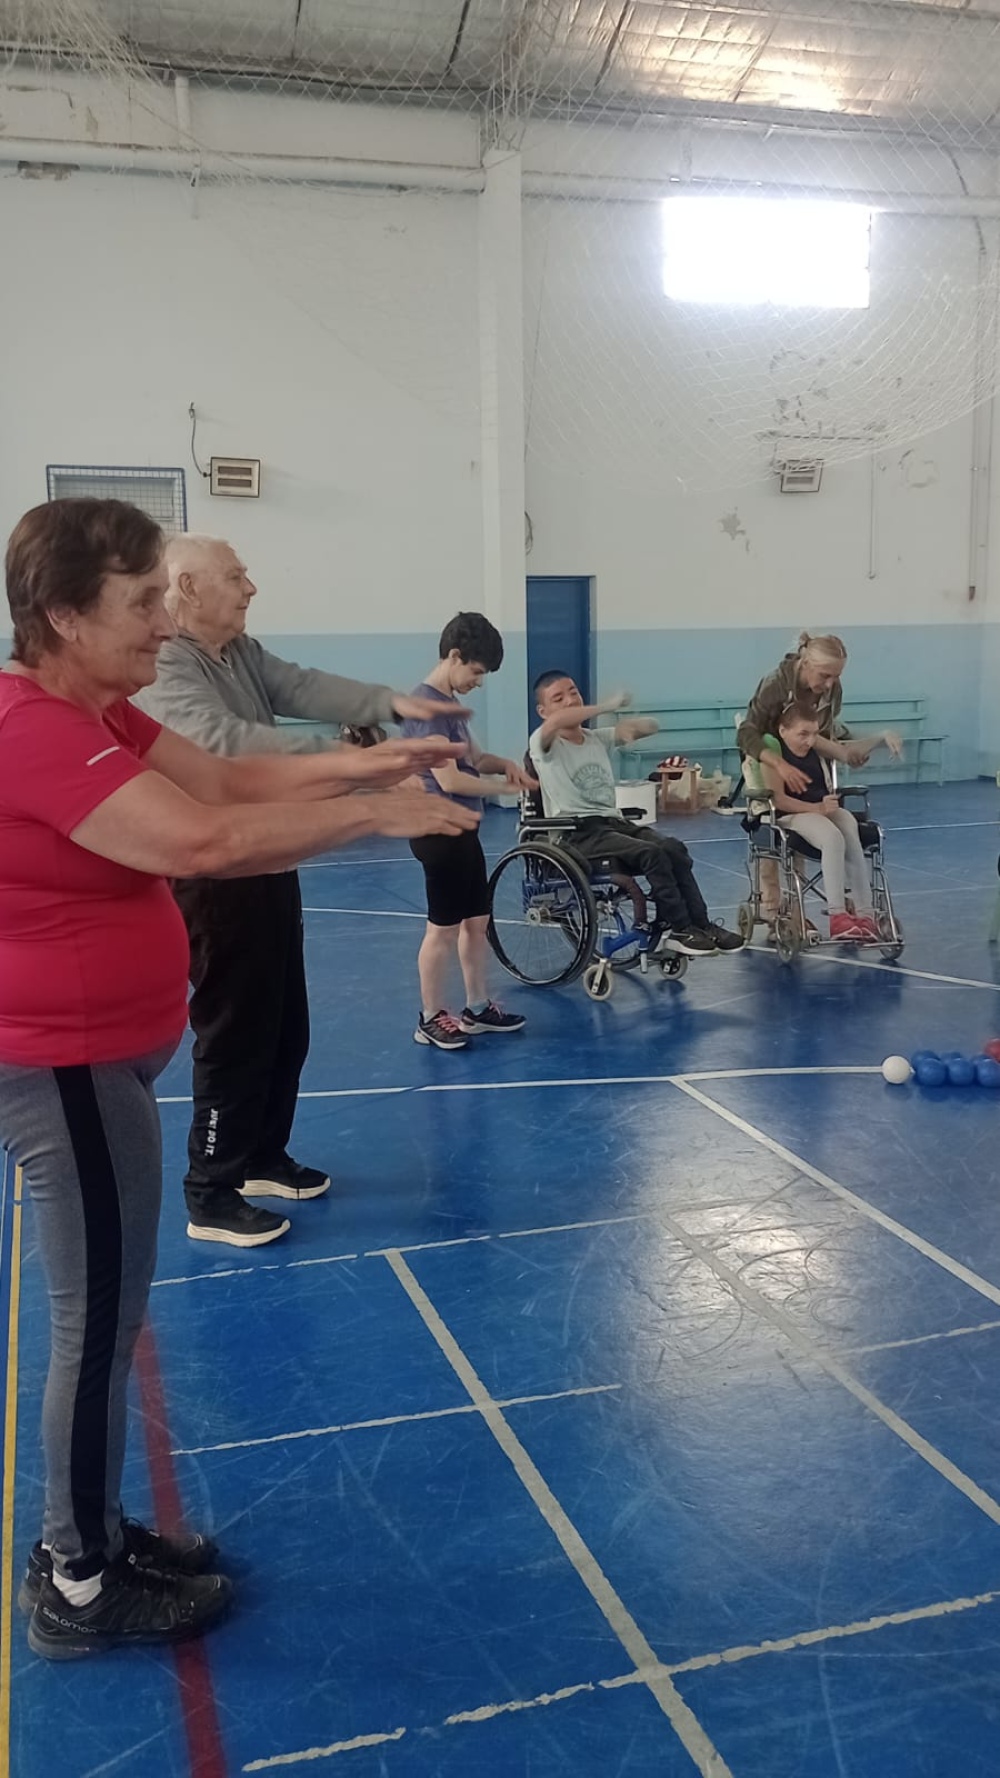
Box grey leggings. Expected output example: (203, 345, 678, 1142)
(0, 1043, 176, 1581)
(779, 808, 874, 916)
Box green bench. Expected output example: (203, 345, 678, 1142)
(616, 696, 947, 787)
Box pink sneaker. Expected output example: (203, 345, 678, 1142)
(829, 912, 865, 942)
(853, 915, 881, 943)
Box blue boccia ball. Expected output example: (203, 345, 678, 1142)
(914, 1057, 948, 1087)
(974, 1055, 1000, 1087)
(910, 1050, 940, 1069)
(946, 1054, 976, 1086)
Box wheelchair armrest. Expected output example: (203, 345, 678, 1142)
(838, 784, 871, 814)
(518, 815, 579, 832)
(619, 806, 647, 821)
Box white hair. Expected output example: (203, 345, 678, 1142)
(163, 534, 231, 612)
(797, 630, 847, 667)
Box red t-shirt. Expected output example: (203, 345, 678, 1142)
(0, 674, 190, 1067)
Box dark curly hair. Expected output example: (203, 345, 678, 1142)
(438, 611, 504, 671)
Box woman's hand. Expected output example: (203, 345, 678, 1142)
(882, 730, 904, 758)
(773, 755, 810, 795)
(391, 693, 472, 723)
(820, 793, 841, 816)
(333, 737, 466, 787)
(367, 790, 481, 839)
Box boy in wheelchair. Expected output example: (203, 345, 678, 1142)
(759, 704, 880, 942)
(529, 673, 743, 954)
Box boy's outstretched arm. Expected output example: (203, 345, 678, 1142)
(536, 691, 631, 751)
(614, 717, 659, 746)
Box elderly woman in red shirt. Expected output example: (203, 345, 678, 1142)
(0, 498, 476, 1660)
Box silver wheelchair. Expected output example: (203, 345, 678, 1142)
(737, 764, 904, 964)
(485, 777, 689, 1001)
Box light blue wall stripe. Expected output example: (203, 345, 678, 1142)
(0, 623, 991, 778)
(261, 625, 986, 780)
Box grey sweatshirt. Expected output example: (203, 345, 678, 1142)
(134, 633, 397, 757)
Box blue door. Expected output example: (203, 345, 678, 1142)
(525, 576, 593, 733)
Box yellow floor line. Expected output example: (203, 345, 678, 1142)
(0, 1166, 23, 1778)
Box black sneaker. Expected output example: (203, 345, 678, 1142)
(27, 1552, 232, 1661)
(459, 1003, 526, 1035)
(414, 1010, 468, 1050)
(240, 1156, 330, 1201)
(19, 1519, 218, 1615)
(657, 927, 717, 956)
(186, 1199, 290, 1247)
(707, 922, 745, 952)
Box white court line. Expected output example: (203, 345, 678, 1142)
(383, 1249, 733, 1778)
(369, 1211, 652, 1257)
(660, 1206, 1000, 1528)
(303, 905, 425, 919)
(152, 1252, 358, 1288)
(662, 1585, 1000, 1676)
(153, 1065, 900, 1107)
(241, 1584, 1000, 1769)
(171, 1382, 621, 1458)
(886, 820, 997, 833)
(671, 1080, 1000, 1311)
(847, 1318, 1000, 1358)
(803, 951, 1000, 992)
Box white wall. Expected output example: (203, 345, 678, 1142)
(0, 166, 483, 637)
(2, 71, 1000, 768)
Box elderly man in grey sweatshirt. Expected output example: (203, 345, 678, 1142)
(135, 534, 463, 1247)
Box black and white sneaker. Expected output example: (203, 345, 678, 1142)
(19, 1519, 218, 1615)
(656, 927, 717, 956)
(28, 1552, 232, 1661)
(241, 1157, 330, 1200)
(707, 922, 745, 952)
(414, 1010, 468, 1050)
(459, 1003, 526, 1035)
(186, 1199, 290, 1247)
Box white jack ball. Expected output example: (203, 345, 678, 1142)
(882, 1055, 913, 1085)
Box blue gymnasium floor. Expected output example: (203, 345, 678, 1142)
(4, 780, 1000, 1778)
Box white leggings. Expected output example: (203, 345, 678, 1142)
(779, 808, 873, 916)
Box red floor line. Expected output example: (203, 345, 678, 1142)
(133, 1320, 228, 1778)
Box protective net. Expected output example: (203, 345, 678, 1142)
(4, 0, 1000, 489)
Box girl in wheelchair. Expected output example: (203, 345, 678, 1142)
(760, 704, 880, 943)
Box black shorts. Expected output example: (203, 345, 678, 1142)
(410, 829, 490, 927)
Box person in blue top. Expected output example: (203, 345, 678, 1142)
(402, 613, 536, 1050)
(760, 703, 880, 943)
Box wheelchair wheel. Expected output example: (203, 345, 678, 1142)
(487, 842, 596, 986)
(737, 901, 755, 941)
(583, 961, 613, 1000)
(660, 953, 689, 981)
(877, 910, 905, 960)
(774, 911, 802, 964)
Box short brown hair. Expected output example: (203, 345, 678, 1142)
(5, 498, 163, 666)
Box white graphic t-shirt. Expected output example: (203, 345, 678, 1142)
(529, 724, 618, 817)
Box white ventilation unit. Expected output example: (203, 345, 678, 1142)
(210, 456, 260, 498)
(777, 457, 824, 494)
(46, 465, 187, 529)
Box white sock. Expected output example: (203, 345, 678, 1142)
(51, 1568, 104, 1607)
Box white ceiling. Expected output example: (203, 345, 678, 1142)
(7, 1, 1000, 141)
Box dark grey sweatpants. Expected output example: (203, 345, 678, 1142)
(0, 1042, 177, 1581)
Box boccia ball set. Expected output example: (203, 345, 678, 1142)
(881, 1048, 1000, 1087)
